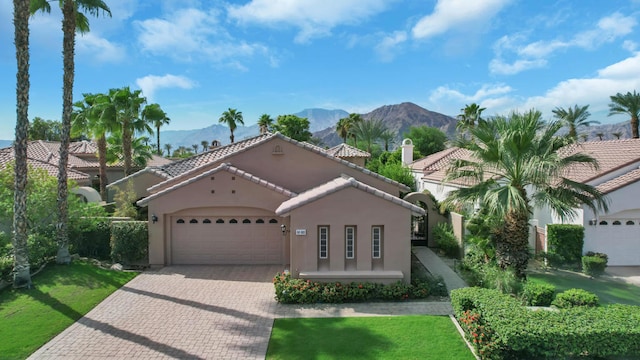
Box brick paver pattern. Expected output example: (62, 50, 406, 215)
(29, 250, 458, 360)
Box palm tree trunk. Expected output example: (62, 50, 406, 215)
(97, 135, 108, 201)
(495, 209, 530, 279)
(12, 0, 32, 288)
(123, 119, 132, 176)
(632, 115, 639, 139)
(230, 130, 235, 144)
(156, 125, 161, 155)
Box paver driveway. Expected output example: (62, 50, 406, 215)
(29, 265, 453, 360)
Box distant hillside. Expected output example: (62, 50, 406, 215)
(314, 102, 458, 148)
(295, 108, 349, 132)
(581, 121, 631, 141)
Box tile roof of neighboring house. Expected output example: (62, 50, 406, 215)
(275, 175, 425, 216)
(326, 143, 371, 159)
(596, 168, 640, 194)
(133, 132, 410, 194)
(25, 158, 91, 182)
(137, 163, 296, 206)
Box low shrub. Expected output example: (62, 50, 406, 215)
(546, 224, 584, 267)
(552, 288, 599, 308)
(69, 218, 112, 260)
(433, 222, 460, 258)
(451, 287, 640, 359)
(273, 272, 435, 304)
(584, 251, 609, 262)
(110, 221, 148, 265)
(458, 253, 522, 295)
(582, 254, 607, 277)
(520, 282, 555, 306)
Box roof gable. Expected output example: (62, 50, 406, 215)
(326, 143, 371, 159)
(275, 175, 424, 216)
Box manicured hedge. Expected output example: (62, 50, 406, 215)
(110, 221, 148, 265)
(546, 224, 584, 266)
(451, 287, 640, 359)
(69, 218, 112, 260)
(582, 254, 607, 276)
(273, 272, 436, 304)
(521, 281, 555, 307)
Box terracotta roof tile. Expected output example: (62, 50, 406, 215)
(596, 168, 640, 194)
(326, 143, 371, 158)
(275, 175, 425, 216)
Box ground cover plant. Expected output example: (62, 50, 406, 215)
(0, 261, 137, 359)
(266, 315, 474, 360)
(528, 269, 640, 306)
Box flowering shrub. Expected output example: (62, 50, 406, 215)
(273, 272, 432, 304)
(458, 310, 499, 359)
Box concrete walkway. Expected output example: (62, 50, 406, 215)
(413, 246, 468, 294)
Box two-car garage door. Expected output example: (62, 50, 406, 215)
(170, 215, 283, 264)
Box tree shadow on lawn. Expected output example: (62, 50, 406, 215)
(267, 317, 394, 360)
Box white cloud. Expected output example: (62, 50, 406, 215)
(227, 0, 393, 43)
(412, 0, 511, 39)
(429, 83, 513, 104)
(491, 12, 638, 75)
(135, 7, 273, 66)
(76, 33, 125, 63)
(623, 40, 638, 52)
(136, 74, 196, 102)
(374, 31, 407, 62)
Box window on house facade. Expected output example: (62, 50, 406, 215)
(626, 220, 635, 225)
(216, 219, 224, 223)
(269, 219, 278, 224)
(256, 219, 265, 223)
(345, 226, 355, 259)
(599, 221, 608, 225)
(613, 220, 621, 225)
(203, 219, 211, 224)
(190, 219, 198, 224)
(318, 226, 329, 259)
(176, 219, 185, 224)
(230, 219, 238, 224)
(372, 226, 383, 259)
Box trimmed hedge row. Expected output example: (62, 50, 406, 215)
(546, 224, 584, 266)
(451, 287, 640, 359)
(273, 272, 440, 304)
(110, 221, 148, 265)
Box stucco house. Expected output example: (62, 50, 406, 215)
(122, 133, 423, 283)
(408, 139, 640, 266)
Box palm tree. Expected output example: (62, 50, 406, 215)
(346, 113, 363, 145)
(219, 108, 244, 143)
(612, 132, 623, 139)
(335, 118, 350, 143)
(609, 91, 640, 139)
(106, 135, 153, 168)
(31, 0, 111, 264)
(552, 105, 599, 140)
(12, 0, 31, 287)
(200, 140, 209, 152)
(350, 118, 387, 153)
(72, 93, 115, 201)
(164, 143, 172, 157)
(456, 103, 486, 134)
(443, 110, 608, 278)
(192, 144, 199, 154)
(595, 132, 604, 141)
(258, 114, 273, 134)
(142, 103, 170, 155)
(379, 130, 395, 152)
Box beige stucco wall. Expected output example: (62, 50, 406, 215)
(108, 172, 167, 202)
(285, 186, 412, 283)
(145, 169, 291, 265)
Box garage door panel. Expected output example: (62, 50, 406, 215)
(587, 225, 640, 266)
(171, 216, 283, 265)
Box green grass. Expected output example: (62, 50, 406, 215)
(0, 261, 137, 359)
(528, 270, 640, 306)
(266, 315, 475, 360)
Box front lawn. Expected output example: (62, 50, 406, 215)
(0, 261, 138, 359)
(266, 315, 474, 360)
(528, 269, 640, 306)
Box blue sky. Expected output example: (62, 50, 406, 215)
(1, 0, 640, 140)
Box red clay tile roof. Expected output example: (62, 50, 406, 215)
(596, 168, 640, 194)
(326, 143, 371, 158)
(275, 175, 425, 216)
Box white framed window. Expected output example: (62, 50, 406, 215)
(319, 226, 329, 259)
(372, 226, 382, 259)
(345, 226, 355, 259)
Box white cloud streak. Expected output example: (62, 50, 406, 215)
(136, 74, 196, 102)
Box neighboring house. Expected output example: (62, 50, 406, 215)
(121, 133, 423, 283)
(325, 143, 371, 167)
(408, 139, 640, 266)
(0, 140, 172, 202)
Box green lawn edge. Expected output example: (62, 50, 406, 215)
(0, 261, 138, 359)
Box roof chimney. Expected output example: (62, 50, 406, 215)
(401, 138, 414, 165)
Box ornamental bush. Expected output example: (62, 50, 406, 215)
(552, 288, 599, 308)
(521, 281, 555, 306)
(434, 222, 460, 258)
(451, 287, 639, 359)
(582, 254, 608, 276)
(110, 221, 148, 265)
(546, 224, 584, 266)
(272, 272, 437, 304)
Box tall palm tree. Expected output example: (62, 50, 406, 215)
(72, 92, 115, 201)
(31, 0, 111, 264)
(552, 104, 599, 140)
(609, 91, 640, 139)
(346, 113, 363, 145)
(456, 103, 486, 134)
(335, 118, 350, 143)
(200, 140, 209, 152)
(142, 103, 170, 155)
(106, 135, 153, 168)
(219, 108, 244, 143)
(595, 132, 604, 141)
(350, 118, 387, 153)
(12, 0, 31, 287)
(192, 144, 199, 154)
(257, 114, 273, 134)
(164, 143, 172, 157)
(612, 131, 623, 139)
(443, 110, 608, 278)
(379, 129, 395, 152)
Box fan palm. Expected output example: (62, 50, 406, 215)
(201, 140, 209, 152)
(552, 104, 599, 140)
(142, 103, 170, 155)
(443, 110, 608, 278)
(106, 135, 153, 169)
(456, 103, 486, 133)
(609, 91, 640, 139)
(31, 0, 111, 265)
(219, 108, 244, 143)
(12, 0, 31, 287)
(164, 143, 172, 157)
(258, 114, 273, 134)
(350, 118, 387, 153)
